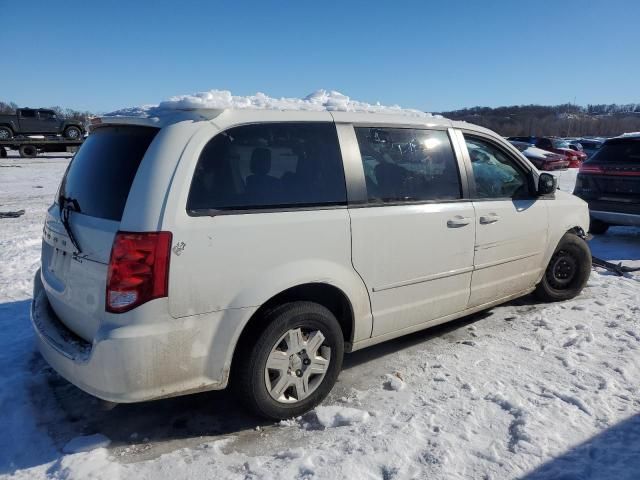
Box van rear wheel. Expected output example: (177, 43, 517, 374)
(233, 301, 344, 420)
(535, 233, 592, 302)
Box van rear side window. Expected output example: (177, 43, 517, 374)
(58, 126, 158, 221)
(187, 123, 347, 213)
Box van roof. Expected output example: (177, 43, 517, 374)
(95, 108, 489, 135)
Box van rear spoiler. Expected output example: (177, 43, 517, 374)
(92, 108, 226, 132)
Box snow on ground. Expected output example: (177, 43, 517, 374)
(1, 158, 639, 479)
(106, 89, 435, 118)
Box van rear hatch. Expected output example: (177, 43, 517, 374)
(41, 125, 159, 341)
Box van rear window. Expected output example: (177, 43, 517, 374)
(58, 126, 158, 221)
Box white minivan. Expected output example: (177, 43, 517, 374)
(31, 108, 592, 419)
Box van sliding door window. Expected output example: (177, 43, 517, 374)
(187, 123, 347, 213)
(354, 127, 461, 203)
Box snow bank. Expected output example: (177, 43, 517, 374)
(51, 448, 120, 479)
(312, 406, 370, 428)
(106, 89, 434, 118)
(383, 372, 407, 391)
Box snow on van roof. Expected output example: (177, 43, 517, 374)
(105, 89, 435, 118)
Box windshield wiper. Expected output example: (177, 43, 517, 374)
(58, 195, 83, 254)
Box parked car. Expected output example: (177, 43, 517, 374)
(576, 138, 604, 158)
(533, 137, 587, 167)
(31, 109, 592, 419)
(0, 108, 85, 140)
(573, 135, 640, 234)
(509, 140, 570, 170)
(507, 136, 537, 145)
(565, 140, 584, 153)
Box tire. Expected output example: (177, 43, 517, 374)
(535, 233, 592, 302)
(233, 301, 344, 420)
(0, 126, 13, 140)
(589, 219, 609, 235)
(19, 144, 37, 158)
(63, 126, 82, 140)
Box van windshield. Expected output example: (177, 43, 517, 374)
(58, 126, 158, 221)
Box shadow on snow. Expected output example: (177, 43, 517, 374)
(522, 413, 640, 480)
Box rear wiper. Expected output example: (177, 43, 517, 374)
(58, 195, 83, 254)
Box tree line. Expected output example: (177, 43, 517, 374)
(439, 103, 640, 137)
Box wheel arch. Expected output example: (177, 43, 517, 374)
(536, 224, 591, 285)
(63, 124, 82, 135)
(238, 282, 354, 346)
(567, 226, 587, 238)
(229, 282, 356, 380)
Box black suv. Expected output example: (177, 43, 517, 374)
(573, 135, 640, 234)
(0, 108, 85, 140)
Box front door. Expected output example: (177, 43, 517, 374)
(461, 133, 549, 307)
(37, 110, 60, 133)
(348, 126, 476, 337)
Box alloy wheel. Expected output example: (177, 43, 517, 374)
(264, 327, 330, 404)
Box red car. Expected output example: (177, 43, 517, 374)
(509, 141, 570, 170)
(534, 137, 587, 167)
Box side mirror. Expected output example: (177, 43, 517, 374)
(537, 172, 557, 196)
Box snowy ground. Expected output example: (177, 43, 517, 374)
(1, 156, 639, 479)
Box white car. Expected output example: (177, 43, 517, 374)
(31, 109, 592, 419)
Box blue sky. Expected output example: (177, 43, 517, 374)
(1, 0, 639, 113)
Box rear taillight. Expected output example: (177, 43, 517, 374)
(579, 164, 640, 176)
(579, 164, 604, 174)
(106, 231, 172, 313)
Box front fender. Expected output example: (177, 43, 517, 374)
(0, 120, 18, 132)
(537, 191, 590, 283)
(61, 121, 84, 133)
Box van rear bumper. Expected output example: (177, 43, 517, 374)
(31, 270, 256, 403)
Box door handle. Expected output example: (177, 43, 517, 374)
(447, 216, 471, 228)
(479, 214, 500, 225)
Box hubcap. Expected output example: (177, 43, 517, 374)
(548, 249, 577, 289)
(67, 129, 79, 138)
(264, 327, 330, 404)
(0, 130, 9, 139)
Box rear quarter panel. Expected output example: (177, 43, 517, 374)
(158, 120, 373, 343)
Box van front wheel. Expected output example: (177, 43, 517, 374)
(233, 301, 344, 420)
(535, 233, 592, 302)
